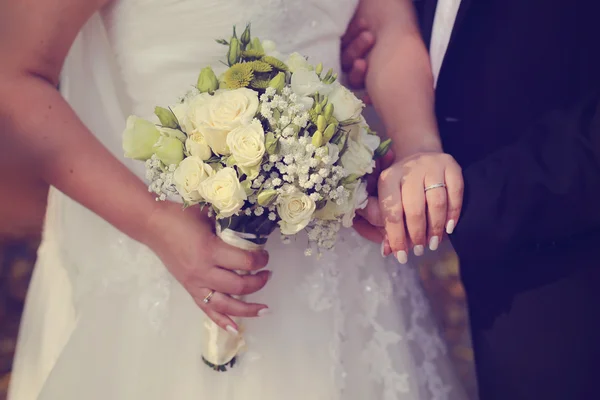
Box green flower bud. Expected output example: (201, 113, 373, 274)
(251, 38, 264, 53)
(323, 68, 333, 82)
(374, 138, 393, 160)
(312, 130, 324, 147)
(314, 102, 323, 115)
(197, 66, 219, 93)
(154, 106, 179, 129)
(323, 123, 337, 143)
(268, 71, 286, 93)
(265, 131, 279, 155)
(122, 116, 161, 161)
(315, 63, 323, 76)
(257, 189, 278, 207)
(341, 174, 361, 185)
(240, 24, 251, 47)
(323, 103, 334, 121)
(227, 37, 241, 66)
(241, 179, 254, 196)
(317, 115, 327, 132)
(320, 96, 328, 107)
(154, 136, 184, 166)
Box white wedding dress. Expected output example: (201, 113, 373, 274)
(9, 1, 468, 399)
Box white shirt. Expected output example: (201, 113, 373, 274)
(429, 0, 462, 86)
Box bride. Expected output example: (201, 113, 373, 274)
(2, 0, 468, 399)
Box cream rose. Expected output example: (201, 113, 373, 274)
(328, 82, 364, 122)
(190, 88, 259, 156)
(226, 120, 265, 169)
(173, 157, 214, 203)
(277, 192, 316, 235)
(122, 116, 161, 160)
(199, 167, 247, 217)
(286, 52, 311, 73)
(173, 93, 211, 134)
(340, 139, 376, 176)
(186, 133, 212, 161)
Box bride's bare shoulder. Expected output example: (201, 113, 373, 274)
(0, 0, 112, 84)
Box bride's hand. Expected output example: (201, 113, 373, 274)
(378, 152, 464, 263)
(143, 201, 271, 332)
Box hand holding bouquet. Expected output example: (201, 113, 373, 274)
(123, 25, 391, 371)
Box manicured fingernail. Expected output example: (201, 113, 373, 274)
(413, 245, 424, 257)
(446, 220, 456, 235)
(395, 250, 408, 264)
(226, 325, 239, 335)
(429, 236, 440, 251)
(380, 241, 386, 257)
(258, 308, 271, 317)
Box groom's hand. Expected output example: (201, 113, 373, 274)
(341, 16, 375, 92)
(353, 149, 394, 245)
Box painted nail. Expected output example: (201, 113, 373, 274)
(429, 236, 440, 251)
(396, 250, 408, 264)
(413, 245, 424, 257)
(226, 325, 239, 335)
(380, 241, 386, 257)
(258, 308, 271, 317)
(446, 220, 456, 235)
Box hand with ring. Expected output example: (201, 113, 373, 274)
(143, 201, 271, 334)
(373, 151, 464, 263)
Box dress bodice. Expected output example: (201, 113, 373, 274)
(102, 0, 359, 116)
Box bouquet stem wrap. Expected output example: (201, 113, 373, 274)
(200, 221, 268, 371)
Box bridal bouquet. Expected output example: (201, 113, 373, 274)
(122, 25, 391, 371)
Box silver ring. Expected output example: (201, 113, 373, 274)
(203, 290, 216, 304)
(424, 183, 447, 192)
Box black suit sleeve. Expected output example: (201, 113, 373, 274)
(449, 94, 600, 266)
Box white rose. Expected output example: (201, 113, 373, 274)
(286, 52, 311, 73)
(291, 69, 324, 98)
(347, 121, 381, 153)
(185, 133, 212, 161)
(341, 181, 368, 228)
(190, 88, 259, 156)
(340, 139, 376, 176)
(199, 167, 247, 217)
(277, 192, 316, 235)
(173, 93, 211, 134)
(173, 157, 214, 203)
(328, 82, 364, 122)
(226, 120, 266, 168)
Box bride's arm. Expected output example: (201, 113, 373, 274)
(350, 0, 464, 261)
(0, 0, 271, 329)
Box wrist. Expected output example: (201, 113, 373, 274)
(391, 139, 443, 161)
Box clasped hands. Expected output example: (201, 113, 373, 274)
(342, 19, 464, 263)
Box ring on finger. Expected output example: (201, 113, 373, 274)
(424, 182, 446, 192)
(203, 290, 216, 304)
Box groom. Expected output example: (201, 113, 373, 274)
(345, 0, 600, 398)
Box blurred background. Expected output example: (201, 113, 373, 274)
(0, 161, 478, 399)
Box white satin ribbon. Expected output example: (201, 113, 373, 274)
(200, 225, 266, 367)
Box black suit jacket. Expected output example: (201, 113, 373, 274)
(416, 1, 600, 397)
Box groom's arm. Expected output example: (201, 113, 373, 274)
(449, 95, 600, 265)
